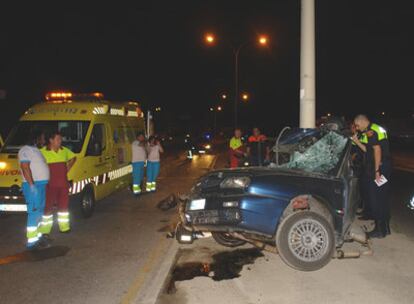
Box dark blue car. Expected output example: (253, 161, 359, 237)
(177, 128, 360, 271)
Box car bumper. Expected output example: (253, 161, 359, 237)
(182, 193, 288, 238)
(0, 193, 26, 213)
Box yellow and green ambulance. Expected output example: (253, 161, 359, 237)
(0, 92, 145, 217)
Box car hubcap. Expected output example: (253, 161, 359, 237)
(288, 218, 329, 262)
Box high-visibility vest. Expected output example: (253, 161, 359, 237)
(360, 123, 388, 144)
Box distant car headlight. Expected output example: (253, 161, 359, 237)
(188, 198, 206, 210)
(0, 162, 7, 170)
(204, 144, 211, 149)
(220, 176, 251, 189)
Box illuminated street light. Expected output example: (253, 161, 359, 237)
(242, 93, 249, 101)
(210, 107, 214, 111)
(221, 94, 227, 100)
(258, 35, 268, 46)
(205, 33, 215, 44)
(217, 106, 222, 111)
(203, 32, 269, 127)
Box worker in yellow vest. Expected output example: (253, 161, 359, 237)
(229, 128, 245, 168)
(40, 131, 76, 236)
(352, 115, 391, 238)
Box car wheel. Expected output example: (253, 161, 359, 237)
(212, 232, 246, 247)
(80, 187, 95, 218)
(276, 211, 335, 271)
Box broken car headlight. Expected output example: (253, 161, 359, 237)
(220, 176, 251, 189)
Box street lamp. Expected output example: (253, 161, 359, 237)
(242, 93, 249, 101)
(258, 35, 268, 46)
(204, 33, 269, 128)
(221, 93, 227, 100)
(204, 33, 215, 45)
(210, 105, 223, 133)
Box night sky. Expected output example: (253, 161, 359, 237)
(1, 1, 413, 135)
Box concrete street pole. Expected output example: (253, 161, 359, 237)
(299, 0, 316, 128)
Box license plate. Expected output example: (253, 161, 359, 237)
(0, 204, 27, 212)
(189, 199, 206, 210)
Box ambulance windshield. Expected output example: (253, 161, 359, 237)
(1, 121, 90, 154)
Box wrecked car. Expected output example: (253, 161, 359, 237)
(176, 128, 362, 271)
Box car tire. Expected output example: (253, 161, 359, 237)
(276, 211, 335, 271)
(212, 232, 246, 247)
(80, 187, 95, 218)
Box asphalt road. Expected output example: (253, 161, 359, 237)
(0, 151, 217, 304)
(2, 147, 414, 304)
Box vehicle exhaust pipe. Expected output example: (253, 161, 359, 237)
(335, 231, 373, 259)
(232, 232, 278, 254)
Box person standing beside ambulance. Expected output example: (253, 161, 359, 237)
(40, 132, 76, 236)
(146, 136, 163, 192)
(18, 131, 49, 249)
(131, 132, 147, 195)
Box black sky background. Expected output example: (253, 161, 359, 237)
(1, 1, 413, 135)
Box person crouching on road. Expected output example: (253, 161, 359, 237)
(18, 131, 50, 249)
(40, 132, 76, 236)
(229, 128, 245, 168)
(146, 136, 164, 192)
(131, 132, 147, 195)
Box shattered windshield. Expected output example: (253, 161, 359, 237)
(279, 131, 348, 174)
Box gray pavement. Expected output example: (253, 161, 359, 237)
(0, 151, 217, 304)
(157, 165, 414, 304)
(2, 147, 414, 304)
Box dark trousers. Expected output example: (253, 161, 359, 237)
(367, 161, 391, 222)
(360, 174, 371, 216)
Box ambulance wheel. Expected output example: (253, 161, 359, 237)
(80, 187, 95, 218)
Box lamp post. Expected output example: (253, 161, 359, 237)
(300, 0, 316, 128)
(211, 105, 222, 133)
(204, 33, 268, 128)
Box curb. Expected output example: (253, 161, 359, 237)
(133, 239, 179, 304)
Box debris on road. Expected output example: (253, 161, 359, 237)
(157, 194, 178, 211)
(166, 247, 264, 294)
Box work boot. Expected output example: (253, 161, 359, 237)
(367, 221, 386, 239)
(38, 235, 52, 248)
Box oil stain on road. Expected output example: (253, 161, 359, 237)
(166, 248, 264, 294)
(0, 246, 70, 266)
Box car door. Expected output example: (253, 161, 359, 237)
(342, 152, 361, 230)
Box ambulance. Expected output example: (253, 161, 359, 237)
(0, 92, 145, 217)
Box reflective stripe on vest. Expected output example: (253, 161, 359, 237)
(360, 123, 387, 144)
